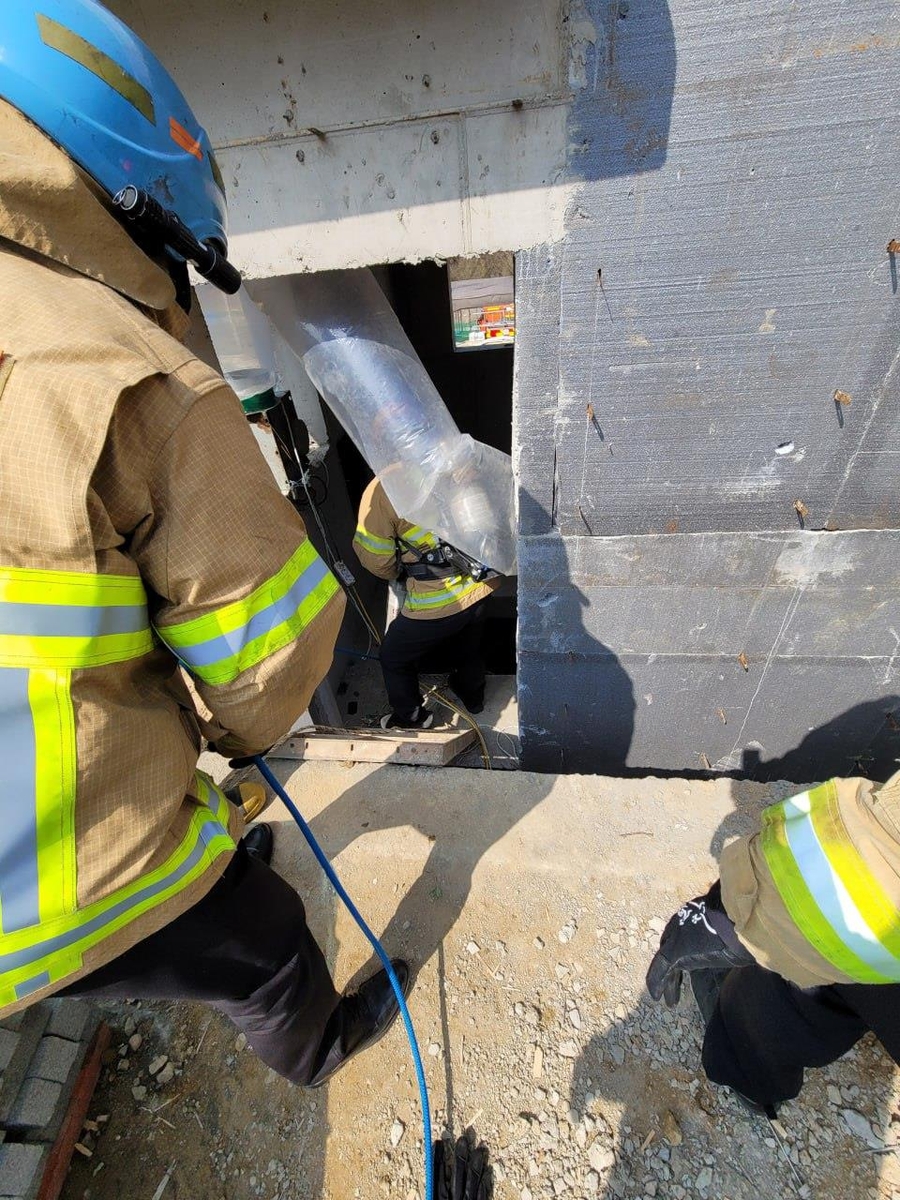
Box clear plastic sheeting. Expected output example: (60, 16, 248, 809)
(256, 269, 517, 576)
(197, 283, 278, 405)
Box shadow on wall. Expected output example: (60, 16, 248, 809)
(518, 580, 637, 774)
(572, 0, 676, 179)
(567, 702, 900, 1200)
(738, 696, 900, 786)
(517, 524, 636, 774)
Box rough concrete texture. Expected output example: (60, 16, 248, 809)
(0, 999, 99, 1196)
(0, 1034, 17, 1076)
(26, 1038, 81, 1088)
(0, 1011, 50, 1126)
(63, 763, 900, 1200)
(44, 1003, 94, 1046)
(510, 0, 900, 775)
(111, 0, 576, 273)
(516, 527, 900, 775)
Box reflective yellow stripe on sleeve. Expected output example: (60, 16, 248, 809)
(402, 525, 438, 548)
(157, 541, 340, 686)
(353, 526, 396, 556)
(760, 782, 900, 983)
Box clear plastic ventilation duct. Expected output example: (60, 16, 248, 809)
(203, 270, 517, 576)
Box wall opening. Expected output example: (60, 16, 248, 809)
(299, 257, 518, 752)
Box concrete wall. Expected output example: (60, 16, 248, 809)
(516, 0, 900, 777)
(114, 0, 900, 779)
(112, 0, 578, 275)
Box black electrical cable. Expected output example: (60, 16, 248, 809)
(264, 400, 383, 646)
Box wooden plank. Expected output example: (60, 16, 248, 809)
(36, 1022, 110, 1200)
(270, 727, 476, 766)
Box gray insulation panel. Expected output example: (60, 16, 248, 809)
(515, 0, 900, 778)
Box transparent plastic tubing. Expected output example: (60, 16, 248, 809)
(257, 269, 517, 575)
(252, 756, 434, 1200)
(198, 283, 279, 404)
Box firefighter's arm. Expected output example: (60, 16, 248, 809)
(352, 478, 401, 582)
(719, 773, 900, 987)
(131, 380, 345, 758)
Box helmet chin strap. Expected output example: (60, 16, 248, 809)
(166, 256, 192, 315)
(112, 212, 193, 315)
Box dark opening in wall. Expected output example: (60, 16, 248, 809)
(326, 257, 518, 678)
(384, 261, 514, 456)
(387, 260, 517, 676)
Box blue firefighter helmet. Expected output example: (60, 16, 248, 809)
(0, 0, 227, 254)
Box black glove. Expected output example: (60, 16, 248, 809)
(204, 744, 273, 769)
(225, 754, 266, 769)
(646, 881, 754, 1007)
(433, 1133, 492, 1200)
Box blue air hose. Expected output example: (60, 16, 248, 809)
(252, 755, 434, 1200)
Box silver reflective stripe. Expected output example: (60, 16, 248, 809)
(169, 556, 332, 669)
(782, 793, 900, 977)
(0, 815, 227, 977)
(0, 668, 39, 932)
(14, 970, 50, 1001)
(0, 602, 147, 638)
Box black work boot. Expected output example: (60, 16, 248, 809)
(306, 959, 411, 1088)
(242, 823, 274, 866)
(380, 706, 434, 730)
(691, 969, 779, 1119)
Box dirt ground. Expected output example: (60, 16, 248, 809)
(62, 764, 900, 1200)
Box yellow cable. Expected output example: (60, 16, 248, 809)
(341, 585, 492, 768)
(424, 685, 492, 770)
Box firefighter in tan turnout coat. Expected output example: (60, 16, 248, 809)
(0, 0, 407, 1088)
(648, 771, 900, 1112)
(354, 476, 502, 728)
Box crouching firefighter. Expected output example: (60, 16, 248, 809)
(646, 771, 900, 1114)
(353, 476, 504, 728)
(0, 0, 409, 1087)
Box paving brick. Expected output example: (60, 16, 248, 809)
(0, 1142, 47, 1200)
(5, 1079, 63, 1137)
(0, 1009, 50, 1126)
(43, 1001, 94, 1044)
(26, 1038, 81, 1087)
(0, 1032, 17, 1074)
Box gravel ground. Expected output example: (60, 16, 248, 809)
(62, 766, 900, 1200)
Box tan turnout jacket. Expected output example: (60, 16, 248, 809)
(722, 772, 900, 987)
(353, 477, 500, 620)
(0, 102, 344, 1014)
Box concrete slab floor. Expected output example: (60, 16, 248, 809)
(64, 766, 899, 1200)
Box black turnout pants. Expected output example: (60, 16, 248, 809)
(702, 964, 900, 1107)
(380, 598, 488, 719)
(60, 842, 339, 1084)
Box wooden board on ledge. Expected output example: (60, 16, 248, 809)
(269, 727, 476, 767)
